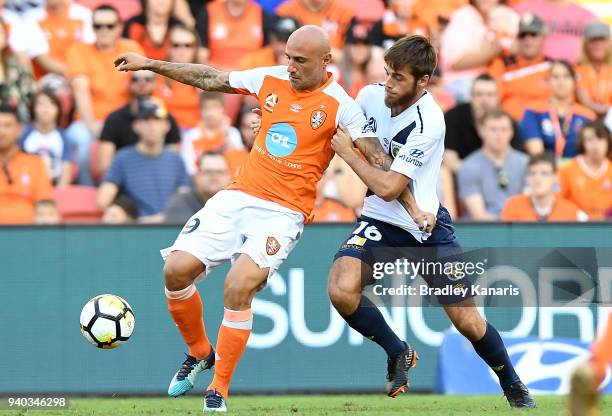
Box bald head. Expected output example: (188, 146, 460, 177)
(285, 25, 332, 90)
(287, 25, 331, 56)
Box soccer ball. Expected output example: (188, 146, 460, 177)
(80, 294, 135, 349)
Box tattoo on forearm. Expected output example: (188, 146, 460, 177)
(357, 138, 393, 171)
(150, 61, 236, 93)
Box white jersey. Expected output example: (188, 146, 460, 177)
(356, 84, 445, 241)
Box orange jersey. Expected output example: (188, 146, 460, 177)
(275, 0, 355, 49)
(576, 64, 612, 107)
(224, 148, 249, 179)
(227, 66, 374, 222)
(123, 15, 183, 61)
(65, 39, 144, 121)
(488, 55, 551, 120)
(416, 0, 468, 29)
(240, 46, 277, 70)
(559, 156, 612, 220)
(312, 198, 356, 222)
(161, 79, 201, 129)
(0, 152, 52, 224)
(501, 193, 584, 221)
(28, 4, 95, 79)
(203, 0, 266, 70)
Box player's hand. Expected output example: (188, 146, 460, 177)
(412, 210, 436, 234)
(331, 124, 354, 159)
(251, 108, 262, 136)
(114, 52, 151, 72)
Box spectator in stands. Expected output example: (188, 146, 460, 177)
(34, 199, 61, 224)
(502, 152, 587, 221)
(123, 0, 184, 61)
(0, 19, 36, 123)
(225, 106, 258, 178)
(65, 4, 144, 185)
(101, 195, 138, 224)
(416, 0, 467, 33)
(20, 89, 72, 186)
(240, 17, 300, 69)
(341, 22, 374, 98)
(0, 0, 48, 70)
(24, 0, 95, 79)
(275, 0, 355, 61)
(559, 120, 612, 220)
(488, 13, 551, 120)
(164, 151, 230, 224)
(514, 0, 596, 64)
(181, 91, 243, 175)
(365, 46, 387, 84)
(98, 71, 181, 178)
(312, 166, 356, 223)
(444, 74, 521, 173)
(0, 106, 53, 224)
(440, 0, 519, 101)
(368, 0, 429, 50)
(520, 60, 596, 158)
(576, 21, 611, 117)
(457, 108, 528, 220)
(97, 98, 189, 223)
(428, 68, 456, 112)
(196, 0, 276, 69)
(161, 25, 201, 130)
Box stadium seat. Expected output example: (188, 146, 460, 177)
(53, 186, 102, 223)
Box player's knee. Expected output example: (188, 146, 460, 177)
(223, 275, 256, 309)
(451, 314, 484, 341)
(163, 253, 201, 291)
(328, 271, 360, 314)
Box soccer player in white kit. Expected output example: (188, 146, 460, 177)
(329, 36, 536, 408)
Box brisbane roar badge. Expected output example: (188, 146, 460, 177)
(266, 236, 281, 255)
(264, 93, 278, 112)
(310, 109, 327, 129)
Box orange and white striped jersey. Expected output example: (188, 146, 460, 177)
(227, 66, 375, 222)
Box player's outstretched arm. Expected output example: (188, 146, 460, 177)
(114, 52, 236, 93)
(332, 125, 435, 232)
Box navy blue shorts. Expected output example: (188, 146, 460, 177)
(334, 206, 474, 305)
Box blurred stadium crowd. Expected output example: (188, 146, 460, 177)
(0, 0, 610, 225)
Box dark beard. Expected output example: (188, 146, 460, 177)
(384, 81, 419, 109)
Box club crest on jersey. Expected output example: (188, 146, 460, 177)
(264, 93, 278, 112)
(266, 236, 281, 255)
(310, 110, 327, 129)
(391, 143, 402, 158)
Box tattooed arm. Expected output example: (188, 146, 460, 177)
(114, 52, 237, 93)
(332, 125, 435, 232)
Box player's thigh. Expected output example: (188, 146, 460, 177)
(238, 206, 304, 279)
(328, 256, 372, 298)
(161, 190, 244, 279)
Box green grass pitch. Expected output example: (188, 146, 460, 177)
(2, 394, 611, 416)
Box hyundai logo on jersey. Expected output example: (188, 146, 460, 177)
(409, 149, 425, 158)
(266, 123, 298, 157)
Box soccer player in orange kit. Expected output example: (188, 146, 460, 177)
(114, 25, 435, 412)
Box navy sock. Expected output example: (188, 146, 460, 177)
(471, 322, 520, 389)
(343, 296, 405, 358)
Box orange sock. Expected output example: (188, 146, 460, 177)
(208, 308, 252, 398)
(592, 312, 612, 378)
(166, 284, 212, 360)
